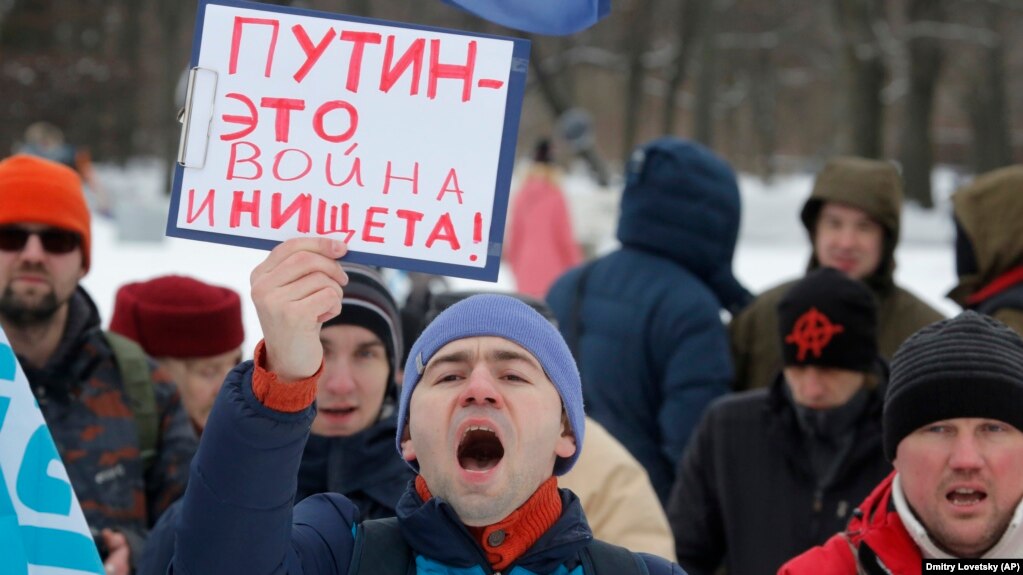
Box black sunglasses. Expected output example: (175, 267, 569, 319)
(0, 226, 82, 254)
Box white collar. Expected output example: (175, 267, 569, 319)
(892, 472, 1023, 559)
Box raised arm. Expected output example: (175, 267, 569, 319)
(173, 239, 354, 575)
(253, 238, 347, 381)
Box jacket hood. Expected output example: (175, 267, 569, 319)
(800, 157, 903, 293)
(616, 136, 751, 312)
(948, 165, 1023, 305)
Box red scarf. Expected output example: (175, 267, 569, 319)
(966, 265, 1023, 306)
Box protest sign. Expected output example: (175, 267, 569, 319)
(0, 327, 104, 575)
(168, 0, 530, 281)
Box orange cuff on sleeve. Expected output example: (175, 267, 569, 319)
(251, 339, 322, 413)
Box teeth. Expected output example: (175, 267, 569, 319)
(464, 425, 494, 435)
(955, 488, 976, 494)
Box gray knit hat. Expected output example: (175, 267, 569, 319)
(884, 311, 1023, 460)
(324, 264, 402, 378)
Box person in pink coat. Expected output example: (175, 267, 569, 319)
(505, 139, 583, 298)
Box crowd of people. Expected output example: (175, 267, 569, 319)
(2, 133, 1022, 574)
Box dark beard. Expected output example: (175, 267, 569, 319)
(0, 286, 61, 328)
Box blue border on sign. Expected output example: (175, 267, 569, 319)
(168, 0, 529, 282)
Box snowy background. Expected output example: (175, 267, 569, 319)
(83, 159, 968, 356)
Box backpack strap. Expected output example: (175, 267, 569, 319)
(104, 331, 158, 474)
(349, 517, 413, 575)
(581, 539, 649, 575)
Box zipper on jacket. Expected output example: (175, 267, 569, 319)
(836, 500, 849, 520)
(809, 488, 824, 543)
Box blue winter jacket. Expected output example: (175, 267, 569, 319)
(171, 361, 683, 575)
(547, 137, 750, 504)
(140, 412, 411, 575)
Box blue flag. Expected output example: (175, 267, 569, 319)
(442, 0, 611, 35)
(0, 327, 105, 575)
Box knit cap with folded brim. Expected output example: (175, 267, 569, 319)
(777, 266, 879, 373)
(397, 294, 584, 476)
(109, 275, 243, 358)
(323, 264, 402, 378)
(884, 311, 1023, 461)
(0, 154, 91, 271)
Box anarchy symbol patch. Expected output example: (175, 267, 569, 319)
(785, 307, 845, 361)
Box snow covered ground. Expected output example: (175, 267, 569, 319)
(81, 160, 965, 356)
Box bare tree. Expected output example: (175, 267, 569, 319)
(967, 1, 1012, 174)
(751, 46, 777, 180)
(620, 0, 657, 161)
(661, 0, 704, 134)
(693, 0, 721, 146)
(899, 0, 945, 208)
(528, 38, 610, 185)
(829, 0, 887, 158)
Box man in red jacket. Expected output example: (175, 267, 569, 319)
(780, 312, 1023, 574)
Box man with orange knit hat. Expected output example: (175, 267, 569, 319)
(0, 154, 197, 575)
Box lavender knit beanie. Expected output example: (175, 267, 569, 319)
(397, 294, 585, 475)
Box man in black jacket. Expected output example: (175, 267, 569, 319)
(667, 267, 892, 574)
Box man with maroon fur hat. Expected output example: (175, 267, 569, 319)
(0, 154, 197, 575)
(110, 275, 245, 433)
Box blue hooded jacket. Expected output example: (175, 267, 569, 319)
(547, 137, 750, 503)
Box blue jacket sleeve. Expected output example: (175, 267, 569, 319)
(171, 361, 358, 575)
(137, 499, 180, 575)
(640, 553, 689, 575)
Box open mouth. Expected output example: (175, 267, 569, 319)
(319, 406, 356, 417)
(458, 426, 504, 472)
(947, 487, 987, 507)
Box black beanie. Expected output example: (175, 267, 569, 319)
(884, 311, 1023, 460)
(323, 264, 402, 377)
(777, 267, 878, 372)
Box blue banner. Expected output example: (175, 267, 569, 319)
(0, 328, 104, 575)
(442, 0, 611, 35)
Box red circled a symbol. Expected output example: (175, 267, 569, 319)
(785, 307, 845, 361)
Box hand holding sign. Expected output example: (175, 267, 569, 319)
(251, 238, 348, 381)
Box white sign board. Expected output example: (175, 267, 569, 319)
(0, 327, 104, 575)
(168, 0, 530, 281)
